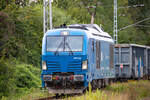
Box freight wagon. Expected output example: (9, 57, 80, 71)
(114, 44, 149, 79)
(148, 47, 150, 79)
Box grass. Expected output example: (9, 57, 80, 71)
(2, 80, 150, 100)
(67, 80, 150, 100)
(1, 88, 53, 100)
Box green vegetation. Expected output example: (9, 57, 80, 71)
(0, 1, 77, 99)
(69, 80, 150, 100)
(0, 0, 150, 99)
(0, 60, 41, 99)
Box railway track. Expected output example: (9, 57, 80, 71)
(36, 84, 107, 100)
(36, 93, 82, 100)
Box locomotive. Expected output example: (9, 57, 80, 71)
(41, 24, 115, 93)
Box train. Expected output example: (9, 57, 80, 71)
(41, 24, 150, 94)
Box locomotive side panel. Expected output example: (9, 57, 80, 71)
(87, 40, 115, 80)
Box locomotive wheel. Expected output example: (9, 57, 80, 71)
(105, 79, 109, 86)
(55, 93, 59, 99)
(98, 80, 102, 89)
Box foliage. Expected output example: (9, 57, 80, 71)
(0, 2, 77, 99)
(14, 64, 40, 89)
(0, 0, 30, 10)
(0, 59, 41, 99)
(0, 3, 78, 66)
(0, 60, 14, 98)
(0, 5, 43, 67)
(69, 80, 150, 100)
(52, 6, 78, 27)
(128, 0, 150, 45)
(1, 88, 52, 100)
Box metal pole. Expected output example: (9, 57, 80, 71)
(113, 0, 118, 44)
(43, 0, 46, 34)
(43, 0, 53, 34)
(49, 0, 52, 30)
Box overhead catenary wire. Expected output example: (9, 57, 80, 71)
(97, 4, 144, 8)
(118, 16, 150, 31)
(118, 4, 144, 9)
(134, 25, 150, 27)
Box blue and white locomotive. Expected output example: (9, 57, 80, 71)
(41, 24, 115, 93)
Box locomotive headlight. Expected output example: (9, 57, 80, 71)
(42, 61, 47, 70)
(61, 31, 69, 35)
(82, 60, 88, 70)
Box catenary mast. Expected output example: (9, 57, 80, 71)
(43, 0, 53, 34)
(113, 0, 117, 44)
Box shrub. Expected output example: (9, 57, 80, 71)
(0, 60, 14, 98)
(13, 64, 40, 89)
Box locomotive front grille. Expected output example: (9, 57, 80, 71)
(67, 61, 82, 72)
(47, 61, 61, 71)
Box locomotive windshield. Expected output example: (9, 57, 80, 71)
(46, 36, 83, 52)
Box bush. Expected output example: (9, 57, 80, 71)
(0, 60, 41, 99)
(14, 64, 41, 89)
(0, 60, 14, 98)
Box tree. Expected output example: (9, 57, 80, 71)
(79, 0, 101, 24)
(128, 0, 150, 45)
(15, 0, 29, 6)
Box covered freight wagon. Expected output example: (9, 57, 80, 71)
(114, 44, 148, 79)
(148, 47, 150, 79)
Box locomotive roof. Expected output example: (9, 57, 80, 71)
(56, 24, 111, 36)
(55, 24, 111, 38)
(46, 24, 113, 42)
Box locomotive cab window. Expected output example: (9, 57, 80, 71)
(46, 36, 83, 52)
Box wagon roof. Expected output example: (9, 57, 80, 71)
(115, 44, 150, 48)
